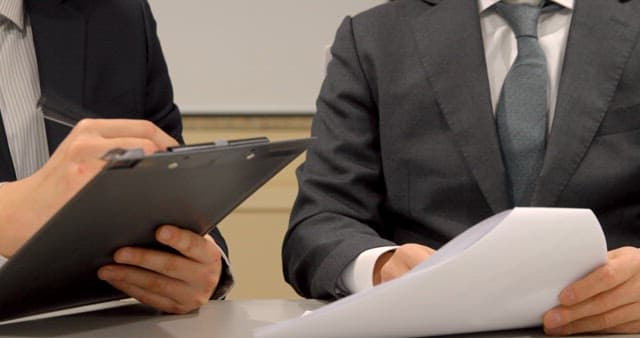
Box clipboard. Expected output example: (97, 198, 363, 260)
(0, 136, 311, 321)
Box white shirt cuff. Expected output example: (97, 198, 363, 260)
(341, 246, 398, 294)
(211, 241, 234, 300)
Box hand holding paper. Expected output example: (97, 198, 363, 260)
(374, 244, 435, 285)
(256, 208, 608, 337)
(544, 247, 640, 335)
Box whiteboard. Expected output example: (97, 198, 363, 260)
(149, 0, 386, 115)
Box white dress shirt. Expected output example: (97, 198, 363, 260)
(341, 0, 574, 294)
(0, 0, 49, 180)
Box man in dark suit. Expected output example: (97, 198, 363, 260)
(283, 0, 640, 335)
(0, 0, 229, 314)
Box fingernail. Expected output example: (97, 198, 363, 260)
(116, 249, 132, 263)
(560, 288, 576, 304)
(99, 267, 114, 280)
(159, 228, 172, 241)
(546, 311, 563, 329)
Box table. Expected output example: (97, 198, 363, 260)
(0, 299, 637, 338)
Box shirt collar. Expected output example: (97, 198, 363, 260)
(0, 0, 25, 30)
(478, 0, 574, 13)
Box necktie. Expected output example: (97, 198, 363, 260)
(495, 2, 548, 206)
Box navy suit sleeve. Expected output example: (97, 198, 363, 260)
(140, 0, 183, 144)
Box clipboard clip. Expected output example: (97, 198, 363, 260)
(166, 137, 270, 153)
(102, 148, 145, 169)
(101, 148, 145, 161)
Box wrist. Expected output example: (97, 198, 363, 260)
(0, 177, 42, 257)
(372, 250, 395, 286)
(0, 181, 21, 257)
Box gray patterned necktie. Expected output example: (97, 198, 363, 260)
(495, 2, 548, 206)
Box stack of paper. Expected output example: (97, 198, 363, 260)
(255, 208, 607, 337)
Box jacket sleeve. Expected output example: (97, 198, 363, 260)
(283, 16, 396, 300)
(140, 0, 184, 144)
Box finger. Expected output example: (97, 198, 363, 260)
(105, 280, 194, 314)
(598, 318, 640, 334)
(544, 274, 640, 329)
(402, 244, 435, 269)
(73, 119, 178, 149)
(111, 247, 217, 290)
(63, 136, 161, 163)
(559, 247, 639, 306)
(609, 246, 637, 260)
(156, 225, 221, 264)
(101, 137, 162, 155)
(544, 302, 640, 336)
(97, 264, 204, 308)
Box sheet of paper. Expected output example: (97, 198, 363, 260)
(0, 298, 139, 325)
(255, 208, 608, 338)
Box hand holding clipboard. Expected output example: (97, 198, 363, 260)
(0, 96, 308, 320)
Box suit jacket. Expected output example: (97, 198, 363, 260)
(0, 0, 228, 254)
(284, 0, 640, 299)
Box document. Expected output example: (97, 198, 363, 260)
(255, 208, 608, 337)
(0, 299, 139, 325)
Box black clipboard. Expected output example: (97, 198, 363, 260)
(0, 137, 310, 321)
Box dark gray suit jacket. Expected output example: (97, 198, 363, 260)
(283, 0, 640, 299)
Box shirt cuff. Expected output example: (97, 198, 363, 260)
(341, 246, 398, 294)
(210, 242, 234, 300)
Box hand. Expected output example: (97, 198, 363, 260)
(543, 247, 640, 335)
(0, 119, 177, 257)
(97, 225, 223, 314)
(373, 243, 435, 285)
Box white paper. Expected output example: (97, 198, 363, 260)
(255, 208, 608, 338)
(0, 298, 139, 325)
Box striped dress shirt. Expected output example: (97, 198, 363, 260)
(0, 0, 49, 180)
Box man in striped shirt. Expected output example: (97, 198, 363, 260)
(0, 0, 230, 314)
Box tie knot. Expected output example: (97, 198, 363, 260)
(495, 2, 542, 38)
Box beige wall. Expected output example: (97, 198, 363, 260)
(182, 116, 312, 300)
(151, 0, 385, 114)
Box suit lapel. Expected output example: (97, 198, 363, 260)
(530, 0, 640, 206)
(412, 0, 512, 213)
(27, 0, 85, 153)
